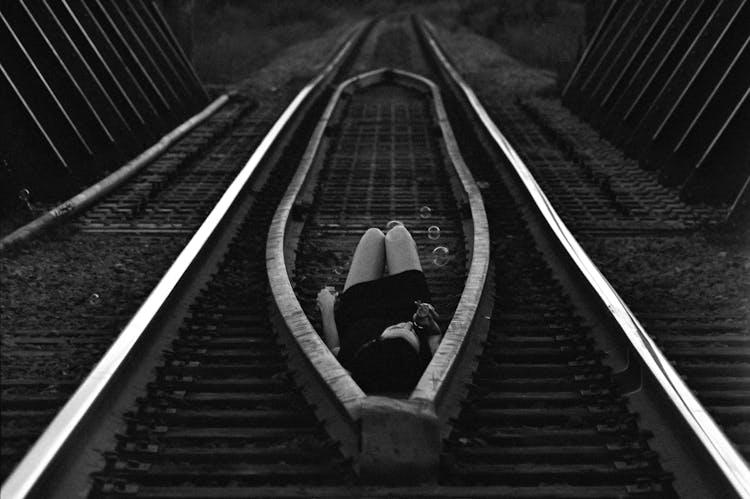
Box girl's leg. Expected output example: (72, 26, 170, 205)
(385, 225, 422, 275)
(344, 228, 386, 291)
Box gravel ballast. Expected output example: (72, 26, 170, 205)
(430, 23, 749, 325)
(0, 21, 362, 481)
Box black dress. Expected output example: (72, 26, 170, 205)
(334, 270, 432, 370)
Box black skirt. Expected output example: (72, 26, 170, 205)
(335, 270, 431, 370)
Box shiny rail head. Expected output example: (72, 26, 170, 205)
(417, 15, 750, 498)
(0, 20, 371, 499)
(265, 66, 490, 479)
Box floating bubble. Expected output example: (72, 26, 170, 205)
(418, 206, 432, 219)
(432, 246, 450, 267)
(386, 220, 403, 230)
(427, 225, 441, 241)
(88, 293, 101, 305)
(333, 266, 344, 276)
(18, 188, 30, 202)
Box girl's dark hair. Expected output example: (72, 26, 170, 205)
(351, 338, 422, 393)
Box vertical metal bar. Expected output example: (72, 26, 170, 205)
(681, 94, 750, 207)
(0, 61, 69, 171)
(122, 0, 192, 102)
(652, 0, 748, 142)
(39, 0, 131, 134)
(619, 0, 721, 151)
(674, 36, 750, 156)
(656, 21, 750, 185)
(18, 0, 115, 144)
(67, 0, 161, 124)
(586, 0, 660, 109)
(601, 0, 701, 138)
(599, 0, 680, 110)
(0, 10, 92, 155)
(91, 0, 171, 112)
(149, 0, 207, 100)
(579, 0, 645, 93)
(136, 0, 205, 102)
(562, 0, 622, 102)
(626, 0, 741, 158)
(56, 0, 146, 127)
(101, 0, 182, 108)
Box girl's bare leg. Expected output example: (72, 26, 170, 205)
(385, 224, 422, 275)
(344, 228, 386, 291)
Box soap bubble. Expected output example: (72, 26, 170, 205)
(418, 206, 432, 219)
(432, 246, 450, 267)
(427, 225, 441, 241)
(19, 188, 32, 212)
(386, 220, 403, 230)
(88, 293, 101, 305)
(333, 266, 343, 275)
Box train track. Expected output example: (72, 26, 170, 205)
(3, 14, 749, 499)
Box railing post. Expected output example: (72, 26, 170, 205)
(155, 0, 193, 62)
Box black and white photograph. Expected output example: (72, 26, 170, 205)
(1, 1, 748, 497)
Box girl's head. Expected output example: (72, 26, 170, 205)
(351, 329, 422, 393)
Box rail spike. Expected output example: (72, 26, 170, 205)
(266, 67, 491, 483)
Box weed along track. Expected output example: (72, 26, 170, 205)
(3, 15, 748, 499)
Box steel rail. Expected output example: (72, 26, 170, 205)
(266, 66, 490, 480)
(420, 17, 750, 498)
(0, 22, 368, 499)
(0, 92, 231, 252)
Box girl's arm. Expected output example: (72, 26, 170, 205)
(414, 301, 442, 356)
(426, 333, 442, 356)
(317, 287, 340, 354)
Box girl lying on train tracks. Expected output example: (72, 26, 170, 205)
(316, 224, 443, 393)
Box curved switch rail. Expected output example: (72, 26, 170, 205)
(266, 67, 491, 481)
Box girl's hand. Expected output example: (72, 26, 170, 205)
(317, 287, 337, 312)
(413, 301, 441, 336)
